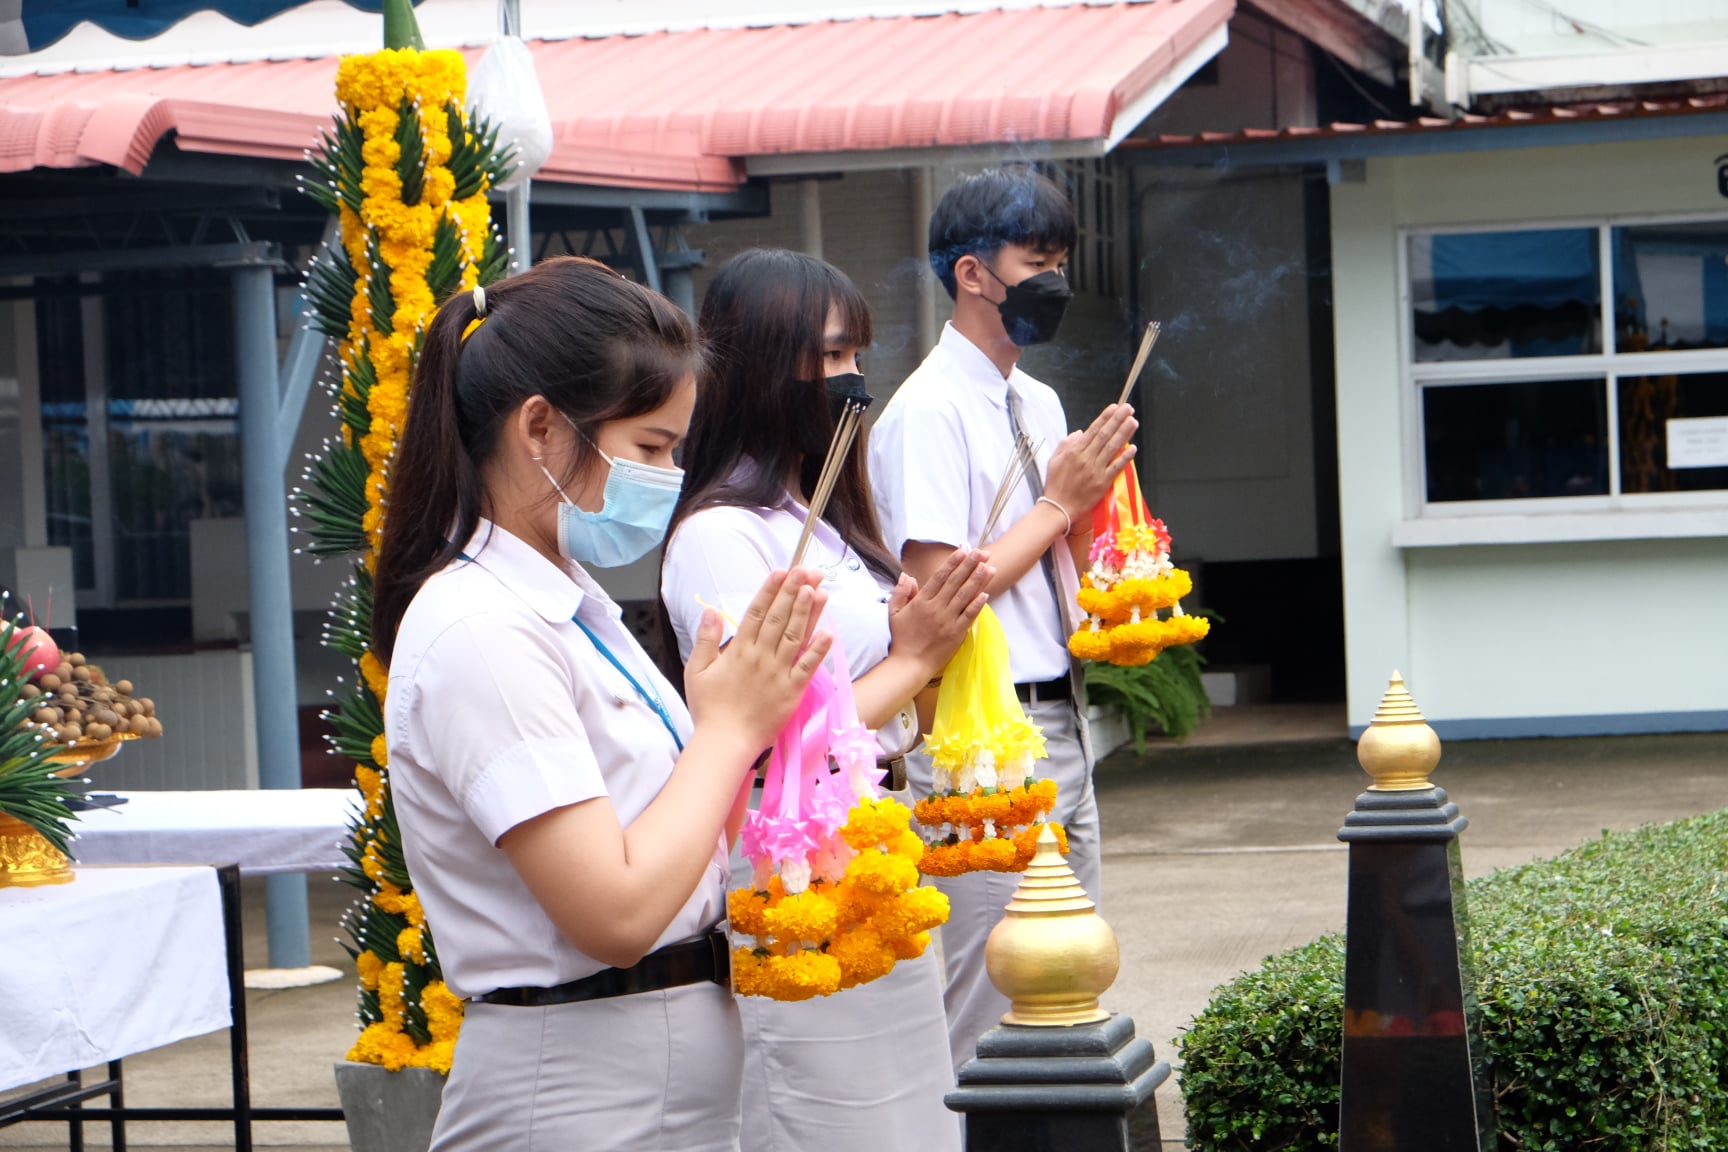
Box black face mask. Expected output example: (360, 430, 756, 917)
(825, 372, 873, 422)
(984, 265, 1072, 347)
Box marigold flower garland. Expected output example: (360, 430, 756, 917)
(1068, 462, 1209, 667)
(915, 605, 1068, 876)
(296, 10, 509, 1074)
(729, 643, 949, 1000)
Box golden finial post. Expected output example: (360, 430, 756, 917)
(1356, 670, 1442, 791)
(948, 825, 1169, 1147)
(1337, 671, 1489, 1150)
(984, 825, 1119, 1026)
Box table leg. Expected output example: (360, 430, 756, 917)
(218, 864, 254, 1152)
(107, 1060, 125, 1152)
(64, 1070, 82, 1152)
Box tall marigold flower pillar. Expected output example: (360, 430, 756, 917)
(297, 0, 510, 1146)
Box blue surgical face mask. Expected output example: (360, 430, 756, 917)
(539, 419, 684, 568)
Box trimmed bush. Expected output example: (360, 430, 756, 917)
(1178, 810, 1728, 1151)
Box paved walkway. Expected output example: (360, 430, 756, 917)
(5, 706, 1725, 1149)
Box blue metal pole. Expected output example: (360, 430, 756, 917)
(232, 261, 310, 970)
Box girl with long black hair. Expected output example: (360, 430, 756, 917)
(375, 256, 832, 1151)
(659, 248, 989, 1150)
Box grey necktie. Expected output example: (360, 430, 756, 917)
(1005, 385, 1080, 697)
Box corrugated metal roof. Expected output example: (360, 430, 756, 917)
(0, 0, 1231, 190)
(1126, 93, 1728, 153)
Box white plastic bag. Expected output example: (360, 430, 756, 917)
(466, 35, 553, 190)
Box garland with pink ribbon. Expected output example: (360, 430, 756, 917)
(729, 637, 949, 1001)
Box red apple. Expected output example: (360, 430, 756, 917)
(6, 626, 60, 682)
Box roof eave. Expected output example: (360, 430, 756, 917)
(1121, 106, 1728, 169)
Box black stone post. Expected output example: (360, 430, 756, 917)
(1337, 674, 1492, 1152)
(946, 1014, 1168, 1152)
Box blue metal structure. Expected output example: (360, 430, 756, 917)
(5, 1, 390, 53)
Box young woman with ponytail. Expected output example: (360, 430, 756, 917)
(375, 256, 832, 1151)
(658, 249, 990, 1151)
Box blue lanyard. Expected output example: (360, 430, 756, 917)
(572, 616, 685, 752)
(454, 550, 683, 751)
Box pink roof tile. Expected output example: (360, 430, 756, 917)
(0, 0, 1232, 190)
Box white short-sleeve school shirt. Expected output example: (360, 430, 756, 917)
(385, 520, 721, 1000)
(660, 485, 918, 757)
(870, 322, 1072, 684)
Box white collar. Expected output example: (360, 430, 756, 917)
(457, 519, 621, 624)
(935, 321, 1023, 407)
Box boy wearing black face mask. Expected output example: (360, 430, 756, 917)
(869, 166, 1138, 1076)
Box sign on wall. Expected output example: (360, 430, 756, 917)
(1667, 416, 1728, 469)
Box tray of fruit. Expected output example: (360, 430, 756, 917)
(11, 627, 162, 773)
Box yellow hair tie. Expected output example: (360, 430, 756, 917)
(460, 285, 488, 344)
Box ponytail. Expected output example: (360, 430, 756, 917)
(373, 257, 701, 660)
(371, 289, 485, 661)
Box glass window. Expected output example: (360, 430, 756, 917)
(37, 272, 241, 605)
(1422, 378, 1608, 502)
(104, 272, 239, 602)
(1612, 223, 1728, 353)
(1618, 370, 1728, 494)
(36, 293, 95, 591)
(1410, 228, 1601, 362)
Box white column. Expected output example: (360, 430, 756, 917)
(913, 166, 937, 355)
(799, 178, 824, 259)
(1331, 160, 1411, 734)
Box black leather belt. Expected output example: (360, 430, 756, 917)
(476, 925, 730, 1006)
(1015, 676, 1072, 705)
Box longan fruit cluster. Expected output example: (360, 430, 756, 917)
(19, 651, 161, 745)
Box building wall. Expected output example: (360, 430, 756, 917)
(1331, 135, 1728, 735)
(1453, 0, 1728, 56)
(684, 169, 934, 405)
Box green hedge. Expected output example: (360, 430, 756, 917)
(1178, 810, 1728, 1151)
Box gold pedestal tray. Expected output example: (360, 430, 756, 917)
(0, 812, 73, 887)
(48, 732, 136, 777)
(0, 734, 134, 888)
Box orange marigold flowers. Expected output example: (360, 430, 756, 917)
(840, 797, 911, 850)
(727, 887, 771, 938)
(845, 849, 920, 896)
(1070, 467, 1209, 668)
(870, 885, 950, 939)
(732, 947, 843, 1002)
(348, 1021, 418, 1072)
(730, 793, 944, 1001)
(763, 890, 840, 943)
(914, 779, 1061, 877)
(891, 930, 932, 961)
(830, 927, 897, 990)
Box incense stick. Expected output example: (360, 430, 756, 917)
(976, 434, 1041, 547)
(790, 401, 865, 568)
(1117, 321, 1161, 406)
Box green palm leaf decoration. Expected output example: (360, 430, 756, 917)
(0, 620, 78, 857)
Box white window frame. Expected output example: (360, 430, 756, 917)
(1396, 210, 1728, 547)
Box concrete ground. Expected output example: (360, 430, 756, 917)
(4, 703, 1726, 1150)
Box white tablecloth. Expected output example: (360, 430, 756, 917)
(70, 789, 357, 876)
(0, 866, 230, 1092)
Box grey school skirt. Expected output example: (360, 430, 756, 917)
(430, 982, 744, 1151)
